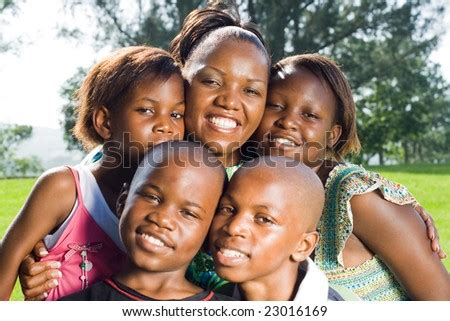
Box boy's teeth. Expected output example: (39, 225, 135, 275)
(275, 137, 296, 146)
(208, 116, 238, 129)
(142, 233, 166, 247)
(221, 248, 246, 258)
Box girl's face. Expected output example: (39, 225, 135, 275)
(109, 74, 185, 162)
(184, 39, 269, 166)
(253, 68, 342, 168)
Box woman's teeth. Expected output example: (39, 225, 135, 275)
(141, 233, 167, 247)
(208, 116, 238, 129)
(275, 137, 296, 146)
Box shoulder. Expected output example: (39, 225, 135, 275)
(35, 166, 76, 192)
(326, 163, 414, 205)
(24, 166, 78, 225)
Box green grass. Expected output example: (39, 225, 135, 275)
(367, 163, 450, 271)
(0, 178, 36, 301)
(1, 164, 449, 301)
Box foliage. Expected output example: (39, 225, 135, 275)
(0, 0, 23, 52)
(0, 124, 43, 178)
(57, 0, 450, 164)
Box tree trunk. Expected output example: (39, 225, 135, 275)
(403, 141, 410, 164)
(379, 149, 384, 166)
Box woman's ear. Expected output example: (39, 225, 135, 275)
(326, 124, 342, 149)
(291, 231, 320, 262)
(116, 183, 129, 219)
(93, 106, 112, 140)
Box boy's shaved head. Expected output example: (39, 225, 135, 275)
(210, 155, 325, 288)
(118, 140, 226, 275)
(237, 155, 325, 231)
(129, 140, 225, 195)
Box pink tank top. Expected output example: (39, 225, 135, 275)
(41, 166, 127, 300)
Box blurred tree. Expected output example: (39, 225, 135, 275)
(58, 0, 450, 164)
(0, 124, 43, 178)
(0, 0, 19, 52)
(60, 67, 87, 151)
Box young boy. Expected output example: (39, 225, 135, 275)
(209, 156, 343, 301)
(61, 141, 232, 301)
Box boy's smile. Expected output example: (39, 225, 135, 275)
(210, 164, 307, 284)
(118, 152, 224, 273)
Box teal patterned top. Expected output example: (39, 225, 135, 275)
(186, 162, 243, 290)
(315, 163, 415, 300)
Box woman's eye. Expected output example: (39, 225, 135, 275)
(202, 79, 221, 87)
(245, 87, 260, 96)
(137, 107, 155, 115)
(171, 112, 184, 119)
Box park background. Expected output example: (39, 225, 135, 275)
(0, 0, 449, 300)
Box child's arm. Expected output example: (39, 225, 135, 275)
(351, 191, 450, 300)
(0, 167, 76, 300)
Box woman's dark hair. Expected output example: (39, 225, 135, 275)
(271, 54, 361, 159)
(169, 2, 270, 66)
(73, 46, 181, 151)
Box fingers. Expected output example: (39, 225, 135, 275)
(438, 248, 447, 260)
(22, 274, 61, 300)
(25, 292, 49, 301)
(32, 240, 49, 258)
(425, 218, 435, 241)
(19, 259, 61, 300)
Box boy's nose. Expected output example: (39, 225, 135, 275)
(223, 213, 250, 238)
(147, 208, 176, 231)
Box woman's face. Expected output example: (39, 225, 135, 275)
(183, 39, 269, 166)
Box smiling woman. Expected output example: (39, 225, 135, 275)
(170, 8, 270, 168)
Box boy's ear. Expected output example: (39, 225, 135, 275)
(116, 183, 129, 219)
(291, 231, 320, 262)
(93, 106, 112, 140)
(326, 124, 342, 149)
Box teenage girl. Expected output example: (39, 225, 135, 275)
(252, 54, 450, 300)
(0, 46, 185, 300)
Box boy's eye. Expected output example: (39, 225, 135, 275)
(171, 111, 184, 119)
(218, 205, 235, 216)
(181, 209, 199, 219)
(137, 107, 155, 115)
(244, 87, 260, 96)
(255, 214, 274, 225)
(141, 193, 160, 204)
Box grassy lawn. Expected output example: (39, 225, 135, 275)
(0, 178, 36, 301)
(0, 164, 449, 301)
(368, 163, 450, 271)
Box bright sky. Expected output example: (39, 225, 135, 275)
(1, 0, 450, 129)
